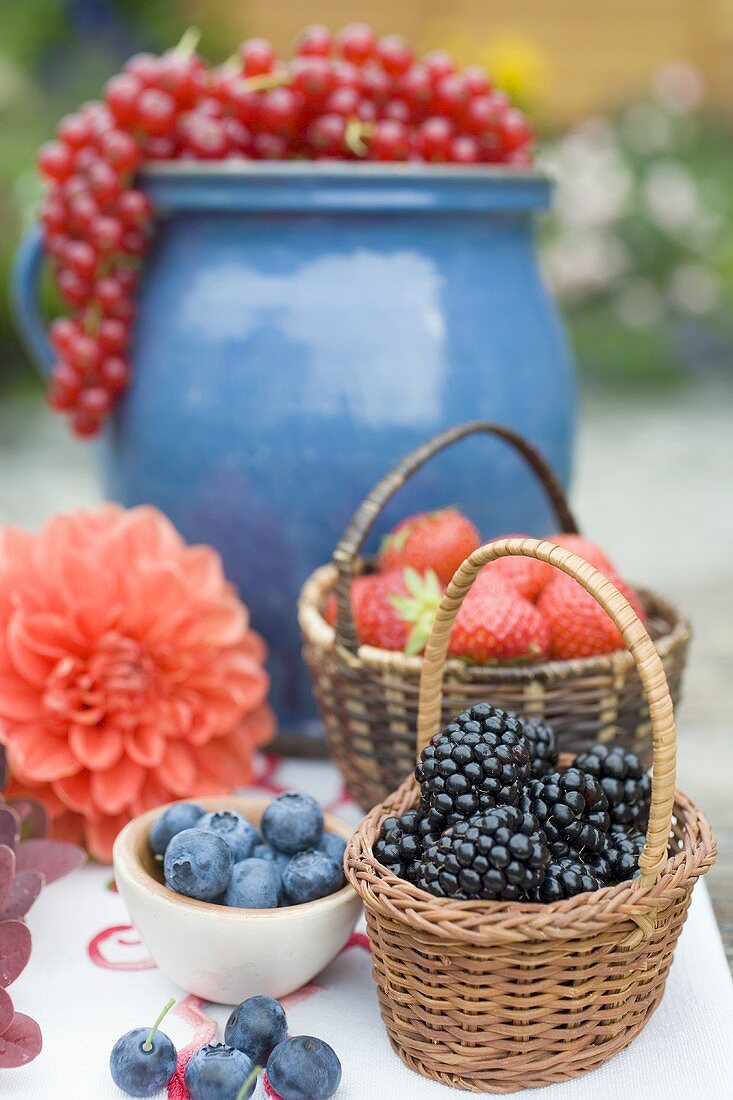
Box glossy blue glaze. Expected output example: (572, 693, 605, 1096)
(12, 164, 576, 734)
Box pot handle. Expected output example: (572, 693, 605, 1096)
(10, 223, 53, 376)
(333, 421, 579, 653)
(416, 537, 677, 887)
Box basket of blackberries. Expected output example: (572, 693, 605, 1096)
(344, 536, 714, 1093)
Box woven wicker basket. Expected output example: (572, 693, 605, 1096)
(345, 537, 715, 1093)
(299, 422, 690, 811)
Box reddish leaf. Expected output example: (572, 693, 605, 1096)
(0, 921, 31, 988)
(0, 872, 44, 920)
(0, 848, 15, 909)
(0, 746, 7, 791)
(15, 839, 85, 884)
(0, 988, 12, 1036)
(0, 807, 20, 852)
(0, 1012, 42, 1067)
(8, 798, 49, 842)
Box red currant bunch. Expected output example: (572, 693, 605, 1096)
(37, 25, 534, 438)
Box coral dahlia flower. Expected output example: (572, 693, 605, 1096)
(0, 504, 274, 862)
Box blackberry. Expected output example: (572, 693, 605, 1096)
(519, 768, 610, 855)
(533, 856, 606, 903)
(373, 809, 425, 883)
(573, 744, 651, 831)
(417, 806, 550, 902)
(415, 703, 532, 831)
(517, 715, 558, 778)
(606, 830, 646, 882)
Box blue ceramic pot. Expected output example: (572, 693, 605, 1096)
(12, 163, 576, 735)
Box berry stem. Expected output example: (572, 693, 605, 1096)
(174, 26, 202, 58)
(142, 997, 175, 1052)
(237, 1064, 263, 1099)
(345, 117, 375, 157)
(242, 71, 290, 92)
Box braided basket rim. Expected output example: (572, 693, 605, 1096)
(299, 562, 691, 682)
(344, 775, 715, 945)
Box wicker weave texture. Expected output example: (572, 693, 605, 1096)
(344, 539, 715, 1093)
(299, 422, 690, 811)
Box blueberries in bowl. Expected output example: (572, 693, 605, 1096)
(283, 849, 345, 906)
(163, 829, 233, 902)
(149, 791, 350, 911)
(196, 810, 259, 861)
(261, 792, 324, 855)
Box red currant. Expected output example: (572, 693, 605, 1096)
(497, 108, 533, 152)
(68, 331, 101, 371)
(121, 230, 148, 257)
(449, 134, 480, 163)
(296, 25, 332, 58)
(157, 51, 206, 108)
(291, 56, 335, 103)
(260, 87, 303, 137)
(50, 317, 80, 356)
(335, 23, 376, 65)
(87, 160, 123, 203)
(222, 118, 253, 154)
(98, 317, 128, 355)
(381, 98, 410, 123)
(125, 52, 160, 87)
(105, 73, 142, 127)
(67, 191, 100, 233)
(240, 38, 276, 78)
(184, 117, 228, 160)
(332, 60, 360, 90)
(64, 239, 98, 280)
(41, 195, 67, 232)
(423, 50, 455, 83)
(145, 135, 179, 160)
(463, 65, 491, 96)
(376, 36, 413, 78)
(38, 141, 73, 182)
(117, 189, 153, 229)
(100, 356, 131, 394)
(252, 132, 289, 160)
(71, 410, 103, 438)
(57, 270, 92, 307)
(369, 119, 410, 161)
(416, 116, 454, 162)
(434, 73, 470, 118)
(57, 113, 90, 149)
(307, 113, 346, 157)
(137, 88, 177, 136)
(323, 86, 360, 118)
(99, 129, 141, 172)
(360, 64, 390, 106)
(397, 64, 433, 113)
(78, 385, 112, 416)
(89, 214, 124, 254)
(464, 93, 503, 136)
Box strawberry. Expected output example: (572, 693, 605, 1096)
(377, 508, 479, 585)
(537, 571, 647, 660)
(545, 533, 616, 575)
(479, 534, 553, 600)
(324, 568, 442, 653)
(448, 576, 550, 664)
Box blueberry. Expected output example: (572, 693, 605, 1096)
(149, 802, 205, 857)
(266, 1036, 341, 1100)
(253, 843, 290, 871)
(224, 858, 283, 909)
(317, 832, 347, 865)
(109, 999, 177, 1097)
(164, 828, 233, 901)
(196, 810, 259, 861)
(282, 849, 344, 905)
(225, 995, 288, 1066)
(261, 792, 324, 855)
(184, 1043, 256, 1100)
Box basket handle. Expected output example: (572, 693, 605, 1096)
(416, 537, 676, 888)
(333, 421, 579, 653)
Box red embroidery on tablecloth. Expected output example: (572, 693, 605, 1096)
(250, 753, 288, 796)
(263, 1071, 282, 1099)
(324, 780, 357, 817)
(279, 983, 323, 1010)
(167, 995, 218, 1099)
(344, 931, 370, 953)
(87, 924, 156, 970)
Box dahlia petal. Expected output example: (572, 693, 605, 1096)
(85, 812, 128, 864)
(90, 758, 145, 815)
(172, 600, 247, 649)
(53, 772, 101, 820)
(118, 565, 190, 642)
(124, 728, 166, 768)
(130, 773, 170, 816)
(8, 726, 80, 783)
(5, 615, 54, 687)
(10, 612, 87, 658)
(196, 734, 258, 789)
(0, 525, 34, 567)
(242, 629, 268, 664)
(0, 676, 44, 722)
(51, 811, 85, 847)
(159, 741, 197, 796)
(69, 725, 124, 771)
(179, 545, 228, 599)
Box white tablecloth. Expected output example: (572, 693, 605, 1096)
(4, 755, 733, 1100)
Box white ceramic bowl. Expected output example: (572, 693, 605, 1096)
(113, 794, 362, 1004)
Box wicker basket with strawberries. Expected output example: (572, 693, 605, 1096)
(298, 422, 690, 810)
